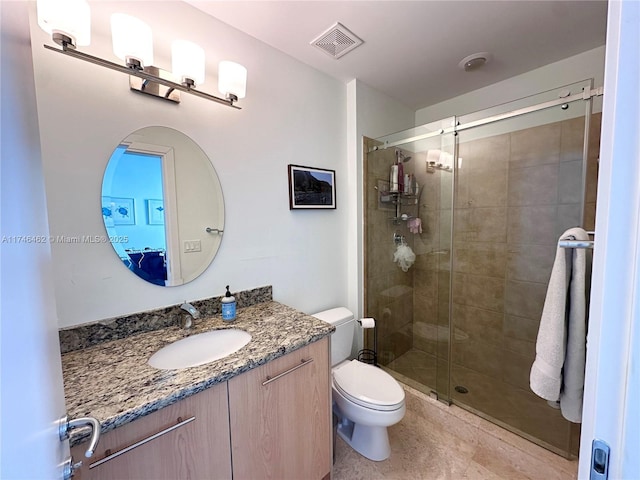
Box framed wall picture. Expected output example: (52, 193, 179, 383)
(102, 196, 135, 225)
(288, 164, 336, 210)
(146, 199, 165, 225)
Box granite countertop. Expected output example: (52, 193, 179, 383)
(62, 301, 334, 445)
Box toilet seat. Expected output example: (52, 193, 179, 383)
(333, 360, 405, 411)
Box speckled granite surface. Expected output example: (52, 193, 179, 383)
(62, 300, 334, 446)
(59, 285, 272, 353)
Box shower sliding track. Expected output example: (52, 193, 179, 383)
(368, 86, 603, 153)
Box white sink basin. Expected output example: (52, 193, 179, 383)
(148, 329, 251, 370)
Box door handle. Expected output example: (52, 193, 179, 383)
(59, 414, 101, 458)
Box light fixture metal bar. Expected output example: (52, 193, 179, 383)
(44, 44, 241, 109)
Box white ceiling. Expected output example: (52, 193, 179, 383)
(186, 0, 608, 111)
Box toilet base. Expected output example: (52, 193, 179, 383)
(336, 416, 391, 461)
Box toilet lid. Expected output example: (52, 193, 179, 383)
(333, 360, 405, 411)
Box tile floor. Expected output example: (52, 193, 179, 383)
(386, 348, 579, 455)
(332, 384, 578, 480)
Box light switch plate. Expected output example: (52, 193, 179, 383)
(184, 240, 202, 253)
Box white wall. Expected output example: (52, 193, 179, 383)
(346, 79, 414, 352)
(29, 1, 348, 328)
(416, 46, 606, 125)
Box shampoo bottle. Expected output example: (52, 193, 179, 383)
(221, 285, 236, 321)
(390, 165, 399, 192)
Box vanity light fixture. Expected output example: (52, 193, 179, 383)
(37, 0, 247, 109)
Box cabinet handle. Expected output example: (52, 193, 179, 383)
(262, 358, 314, 386)
(89, 416, 195, 469)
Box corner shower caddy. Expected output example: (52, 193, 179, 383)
(377, 183, 420, 225)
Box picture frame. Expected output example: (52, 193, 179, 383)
(102, 196, 135, 225)
(146, 199, 165, 225)
(288, 164, 336, 210)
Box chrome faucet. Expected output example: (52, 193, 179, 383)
(180, 301, 200, 329)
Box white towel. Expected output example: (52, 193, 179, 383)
(530, 227, 589, 423)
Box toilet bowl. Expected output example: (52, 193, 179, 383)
(312, 308, 406, 461)
(332, 359, 405, 461)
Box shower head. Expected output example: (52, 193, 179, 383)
(395, 149, 412, 163)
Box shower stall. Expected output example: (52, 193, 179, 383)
(363, 81, 601, 458)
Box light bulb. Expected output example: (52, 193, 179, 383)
(111, 13, 153, 69)
(218, 61, 247, 100)
(172, 40, 205, 87)
(37, 0, 91, 47)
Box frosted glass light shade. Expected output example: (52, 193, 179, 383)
(111, 13, 153, 68)
(218, 61, 247, 99)
(37, 0, 91, 46)
(172, 40, 205, 86)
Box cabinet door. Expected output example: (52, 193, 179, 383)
(71, 381, 231, 480)
(228, 337, 332, 480)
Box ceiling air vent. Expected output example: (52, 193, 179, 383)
(310, 22, 363, 59)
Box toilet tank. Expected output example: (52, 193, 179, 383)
(312, 307, 354, 366)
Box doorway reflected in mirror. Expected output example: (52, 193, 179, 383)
(101, 127, 224, 286)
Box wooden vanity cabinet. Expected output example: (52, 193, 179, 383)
(70, 337, 331, 480)
(228, 337, 332, 480)
(70, 381, 232, 480)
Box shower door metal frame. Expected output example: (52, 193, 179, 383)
(451, 86, 602, 133)
(369, 86, 603, 154)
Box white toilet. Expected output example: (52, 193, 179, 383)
(312, 307, 406, 461)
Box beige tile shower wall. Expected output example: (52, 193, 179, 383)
(365, 148, 415, 365)
(410, 157, 454, 335)
(411, 151, 442, 355)
(448, 113, 599, 454)
(452, 131, 510, 387)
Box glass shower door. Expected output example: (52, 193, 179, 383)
(364, 117, 455, 400)
(450, 86, 598, 456)
(363, 80, 599, 457)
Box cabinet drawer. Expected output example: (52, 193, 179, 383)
(71, 382, 231, 480)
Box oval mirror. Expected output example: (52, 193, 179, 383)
(101, 126, 224, 286)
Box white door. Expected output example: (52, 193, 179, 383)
(579, 0, 640, 478)
(1, 2, 69, 478)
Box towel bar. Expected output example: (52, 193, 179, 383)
(558, 230, 595, 249)
(559, 240, 594, 249)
